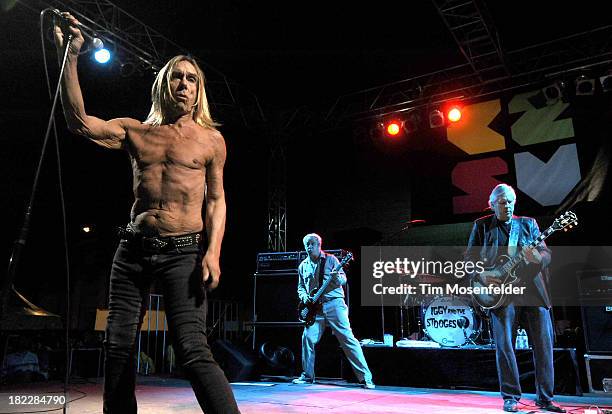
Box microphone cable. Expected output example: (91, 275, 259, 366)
(39, 8, 73, 413)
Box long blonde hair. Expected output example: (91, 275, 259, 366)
(144, 55, 219, 129)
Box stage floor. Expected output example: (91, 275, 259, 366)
(0, 377, 610, 414)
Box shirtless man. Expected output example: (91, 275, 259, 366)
(54, 12, 240, 414)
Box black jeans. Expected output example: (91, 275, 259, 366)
(103, 240, 240, 414)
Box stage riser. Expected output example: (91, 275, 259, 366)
(346, 347, 582, 396)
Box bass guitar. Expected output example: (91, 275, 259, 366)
(298, 252, 353, 326)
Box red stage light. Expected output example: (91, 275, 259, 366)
(447, 107, 462, 123)
(386, 121, 401, 136)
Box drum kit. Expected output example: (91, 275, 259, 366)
(400, 274, 494, 348)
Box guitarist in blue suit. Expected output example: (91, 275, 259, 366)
(292, 233, 375, 389)
(466, 184, 565, 413)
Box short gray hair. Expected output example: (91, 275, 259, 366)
(488, 184, 516, 208)
(303, 233, 322, 247)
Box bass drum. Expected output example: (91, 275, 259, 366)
(422, 296, 480, 347)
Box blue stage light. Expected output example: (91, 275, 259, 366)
(94, 48, 111, 64)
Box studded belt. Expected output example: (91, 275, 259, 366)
(118, 226, 201, 252)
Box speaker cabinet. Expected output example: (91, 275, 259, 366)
(578, 270, 612, 354)
(580, 305, 612, 354)
(253, 272, 300, 323)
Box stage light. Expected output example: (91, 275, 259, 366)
(542, 82, 564, 105)
(402, 112, 421, 134)
(429, 109, 444, 128)
(575, 75, 595, 96)
(543, 84, 560, 101)
(447, 106, 462, 123)
(600, 72, 612, 92)
(375, 113, 421, 138)
(385, 120, 402, 137)
(82, 226, 92, 233)
(94, 48, 111, 64)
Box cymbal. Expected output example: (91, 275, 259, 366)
(410, 273, 447, 284)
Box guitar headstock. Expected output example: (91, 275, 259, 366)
(552, 211, 578, 232)
(339, 252, 354, 267)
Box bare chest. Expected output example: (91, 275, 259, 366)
(129, 127, 210, 171)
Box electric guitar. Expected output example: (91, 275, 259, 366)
(470, 211, 578, 310)
(298, 252, 353, 327)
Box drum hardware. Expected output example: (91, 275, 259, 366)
(399, 302, 407, 340)
(472, 303, 495, 347)
(482, 313, 495, 347)
(457, 316, 478, 346)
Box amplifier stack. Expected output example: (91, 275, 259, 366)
(577, 269, 612, 393)
(251, 249, 350, 379)
(253, 249, 349, 323)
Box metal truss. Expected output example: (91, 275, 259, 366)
(432, 0, 508, 82)
(266, 107, 314, 252)
(326, 24, 612, 125)
(26, 0, 265, 127)
(267, 133, 287, 252)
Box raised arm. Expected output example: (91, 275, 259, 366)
(53, 12, 130, 149)
(201, 131, 227, 290)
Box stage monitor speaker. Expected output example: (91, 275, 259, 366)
(253, 324, 344, 379)
(253, 272, 299, 323)
(211, 339, 256, 382)
(580, 305, 612, 354)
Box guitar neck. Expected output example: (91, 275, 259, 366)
(311, 263, 342, 302)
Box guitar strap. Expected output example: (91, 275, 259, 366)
(508, 217, 520, 257)
(316, 253, 327, 289)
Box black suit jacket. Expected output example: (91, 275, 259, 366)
(466, 214, 552, 308)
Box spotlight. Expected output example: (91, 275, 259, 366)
(402, 112, 421, 134)
(600, 72, 612, 92)
(447, 106, 462, 123)
(575, 75, 595, 96)
(542, 82, 563, 105)
(81, 226, 92, 233)
(385, 120, 402, 137)
(429, 109, 444, 128)
(94, 48, 111, 64)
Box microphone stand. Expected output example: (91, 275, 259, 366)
(0, 35, 74, 321)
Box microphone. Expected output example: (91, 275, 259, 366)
(50, 9, 104, 50)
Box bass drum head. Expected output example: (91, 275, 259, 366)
(423, 296, 480, 347)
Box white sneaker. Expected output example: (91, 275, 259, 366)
(292, 373, 313, 384)
(361, 379, 375, 389)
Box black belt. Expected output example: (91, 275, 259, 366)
(118, 226, 201, 252)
